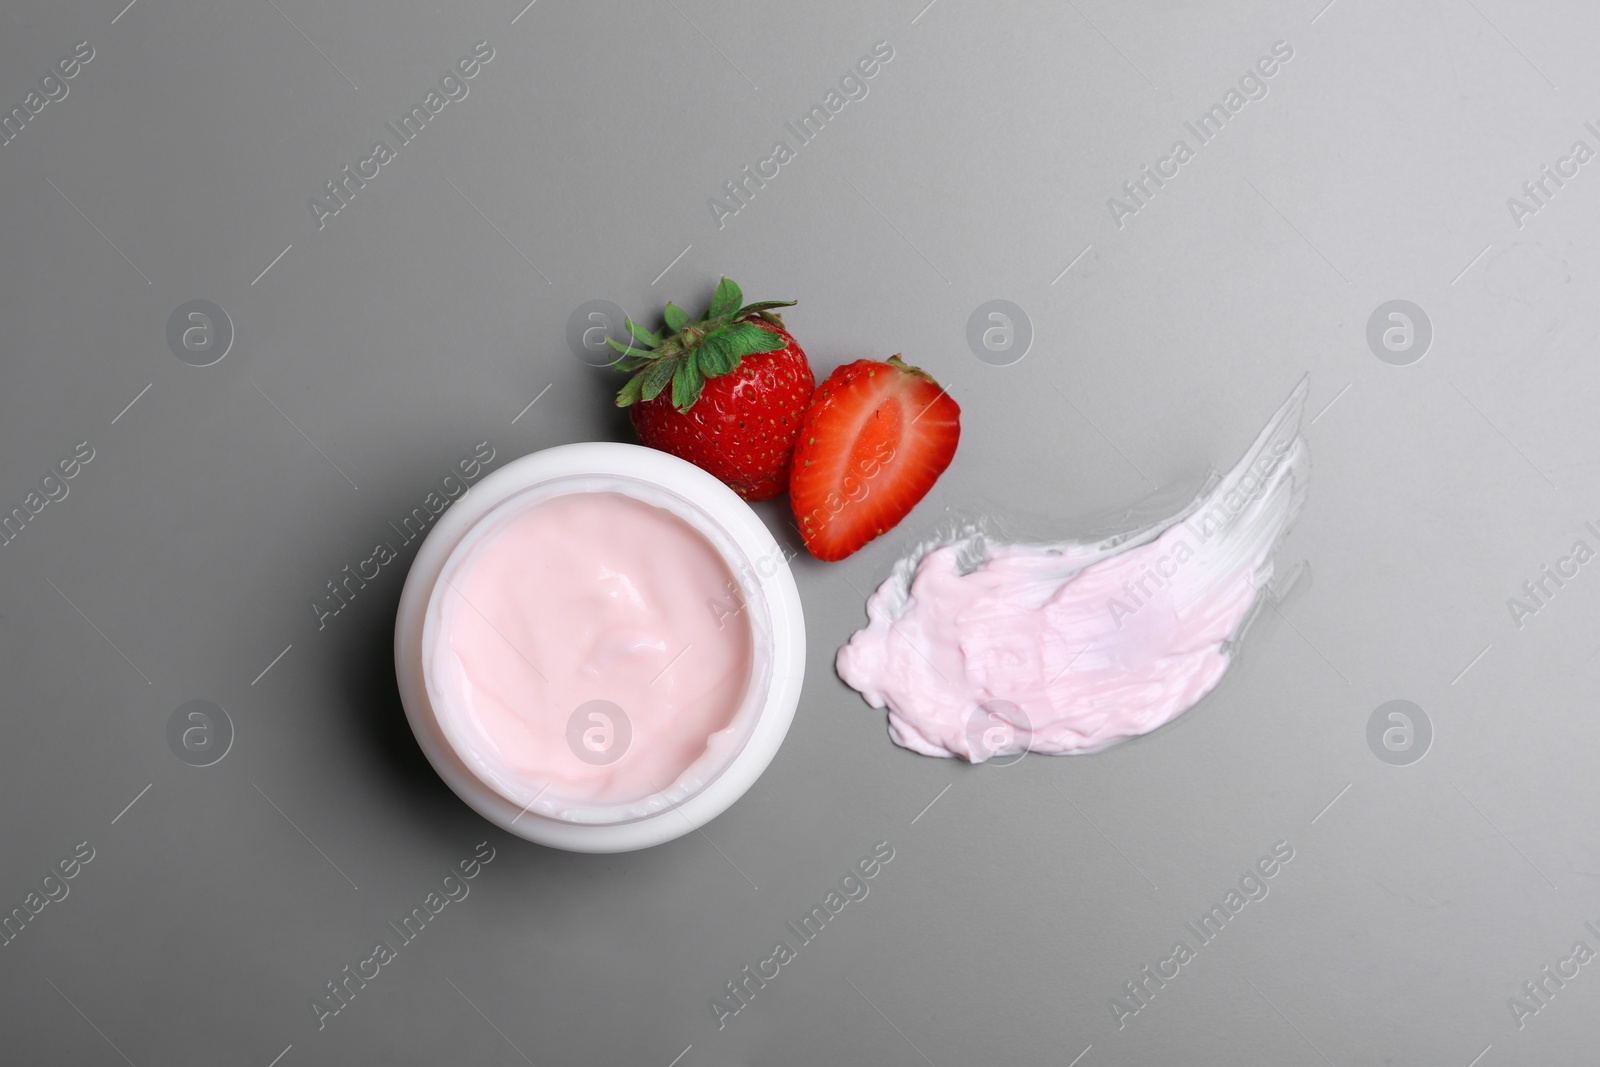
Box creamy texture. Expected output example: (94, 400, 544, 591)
(431, 491, 753, 804)
(837, 380, 1310, 760)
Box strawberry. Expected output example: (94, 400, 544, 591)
(611, 277, 814, 502)
(790, 356, 960, 561)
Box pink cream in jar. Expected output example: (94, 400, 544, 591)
(430, 490, 752, 807)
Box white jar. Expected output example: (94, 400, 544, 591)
(394, 442, 806, 853)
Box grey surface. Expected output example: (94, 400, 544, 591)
(0, 0, 1594, 1063)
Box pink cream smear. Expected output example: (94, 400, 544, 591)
(429, 490, 752, 804)
(836, 380, 1309, 760)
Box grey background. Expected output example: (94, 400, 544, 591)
(0, 0, 1593, 1063)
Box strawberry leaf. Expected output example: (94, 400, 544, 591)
(707, 277, 742, 322)
(721, 321, 788, 355)
(696, 333, 739, 377)
(606, 335, 648, 358)
(736, 300, 797, 316)
(639, 358, 677, 401)
(672, 356, 705, 410)
(624, 318, 662, 348)
(662, 302, 690, 332)
(615, 373, 646, 407)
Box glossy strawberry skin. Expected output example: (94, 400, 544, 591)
(790, 356, 960, 561)
(629, 322, 814, 501)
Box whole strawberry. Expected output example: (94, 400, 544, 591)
(611, 277, 814, 501)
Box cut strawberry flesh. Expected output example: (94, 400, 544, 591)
(791, 358, 960, 561)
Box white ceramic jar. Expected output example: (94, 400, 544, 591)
(394, 442, 805, 853)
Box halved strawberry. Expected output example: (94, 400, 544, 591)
(610, 277, 814, 501)
(790, 356, 960, 561)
